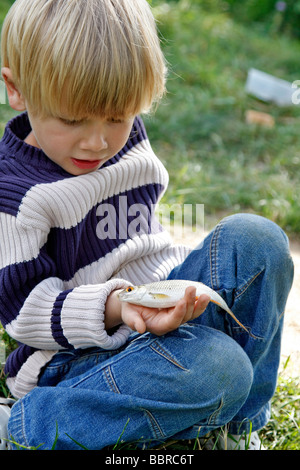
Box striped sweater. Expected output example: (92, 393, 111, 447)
(0, 113, 190, 398)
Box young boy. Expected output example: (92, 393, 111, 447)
(0, 0, 294, 450)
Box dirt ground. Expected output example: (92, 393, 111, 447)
(282, 239, 300, 378)
(171, 225, 300, 378)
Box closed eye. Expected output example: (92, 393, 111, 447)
(107, 118, 124, 124)
(59, 118, 85, 127)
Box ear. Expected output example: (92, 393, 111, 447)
(1, 67, 26, 111)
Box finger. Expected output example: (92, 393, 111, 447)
(134, 317, 147, 334)
(155, 301, 187, 334)
(121, 304, 147, 334)
(131, 311, 148, 334)
(181, 287, 198, 322)
(193, 294, 210, 318)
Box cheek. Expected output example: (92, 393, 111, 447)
(109, 125, 133, 152)
(36, 133, 73, 162)
(44, 130, 75, 152)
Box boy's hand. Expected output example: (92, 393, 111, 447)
(120, 287, 210, 336)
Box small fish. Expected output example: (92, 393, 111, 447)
(119, 279, 256, 338)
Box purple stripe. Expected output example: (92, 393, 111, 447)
(51, 289, 74, 349)
(4, 344, 37, 378)
(47, 183, 164, 282)
(0, 246, 57, 327)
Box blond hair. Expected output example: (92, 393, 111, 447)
(1, 0, 167, 118)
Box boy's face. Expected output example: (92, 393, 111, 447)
(25, 111, 135, 175)
(1, 67, 135, 175)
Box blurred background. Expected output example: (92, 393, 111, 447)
(145, 0, 300, 238)
(1, 0, 300, 237)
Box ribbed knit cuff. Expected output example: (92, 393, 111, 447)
(60, 278, 133, 350)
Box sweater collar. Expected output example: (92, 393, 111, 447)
(0, 112, 141, 175)
(0, 112, 70, 175)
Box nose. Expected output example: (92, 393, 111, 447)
(79, 122, 108, 153)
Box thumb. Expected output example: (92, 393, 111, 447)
(133, 315, 147, 334)
(121, 304, 146, 334)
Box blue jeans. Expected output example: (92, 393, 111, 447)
(8, 214, 294, 450)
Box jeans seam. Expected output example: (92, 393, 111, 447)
(234, 269, 264, 300)
(209, 221, 223, 290)
(207, 396, 224, 426)
(142, 408, 165, 439)
(279, 310, 285, 321)
(18, 400, 29, 449)
(103, 366, 120, 394)
(150, 340, 189, 371)
(228, 402, 271, 434)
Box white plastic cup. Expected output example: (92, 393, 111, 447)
(245, 68, 294, 106)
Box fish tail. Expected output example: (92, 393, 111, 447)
(210, 300, 258, 339)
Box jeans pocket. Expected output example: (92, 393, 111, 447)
(234, 269, 264, 300)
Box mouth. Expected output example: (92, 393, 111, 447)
(71, 158, 102, 169)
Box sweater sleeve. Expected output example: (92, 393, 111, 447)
(0, 212, 132, 351)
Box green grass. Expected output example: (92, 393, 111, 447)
(0, 0, 12, 24)
(143, 0, 300, 235)
(260, 371, 300, 450)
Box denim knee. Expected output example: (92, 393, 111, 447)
(171, 325, 253, 409)
(203, 329, 253, 403)
(222, 213, 292, 265)
(219, 213, 294, 286)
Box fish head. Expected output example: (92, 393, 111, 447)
(118, 284, 175, 308)
(118, 285, 148, 305)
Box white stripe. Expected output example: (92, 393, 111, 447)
(63, 231, 174, 288)
(0, 212, 47, 268)
(5, 278, 63, 349)
(5, 276, 134, 352)
(17, 141, 169, 231)
(115, 245, 192, 285)
(6, 350, 57, 399)
(60, 278, 132, 350)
